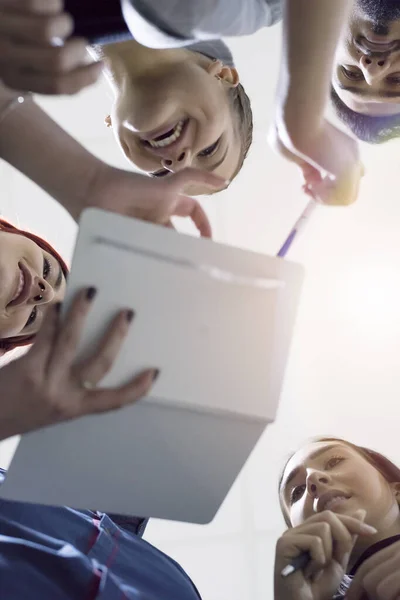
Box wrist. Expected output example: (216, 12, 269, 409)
(0, 94, 32, 131)
(82, 161, 118, 214)
(66, 155, 108, 221)
(276, 98, 324, 157)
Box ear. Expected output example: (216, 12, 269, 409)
(104, 115, 112, 128)
(390, 482, 400, 503)
(207, 60, 240, 88)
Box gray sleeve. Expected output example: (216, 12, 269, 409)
(121, 0, 282, 48)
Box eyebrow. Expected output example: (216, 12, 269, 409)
(150, 146, 229, 178)
(281, 444, 341, 494)
(337, 83, 400, 99)
(206, 146, 228, 172)
(55, 264, 63, 291)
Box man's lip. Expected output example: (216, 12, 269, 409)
(139, 119, 185, 142)
(366, 33, 396, 45)
(358, 36, 397, 53)
(8, 262, 32, 308)
(143, 119, 191, 158)
(316, 490, 351, 513)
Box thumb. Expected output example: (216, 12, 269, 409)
(300, 163, 323, 186)
(341, 509, 367, 570)
(169, 168, 228, 193)
(352, 509, 367, 522)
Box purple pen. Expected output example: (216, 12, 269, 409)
(277, 200, 316, 258)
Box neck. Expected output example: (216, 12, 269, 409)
(97, 40, 195, 93)
(349, 517, 400, 571)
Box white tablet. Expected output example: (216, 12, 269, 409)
(1, 209, 304, 523)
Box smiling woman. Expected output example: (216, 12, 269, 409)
(274, 436, 400, 600)
(91, 39, 253, 193)
(0, 219, 68, 355)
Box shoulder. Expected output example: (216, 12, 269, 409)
(188, 40, 235, 67)
(121, 0, 282, 46)
(265, 0, 283, 26)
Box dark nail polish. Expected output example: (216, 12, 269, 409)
(86, 287, 97, 301)
(55, 302, 62, 314)
(126, 309, 134, 323)
(152, 369, 160, 382)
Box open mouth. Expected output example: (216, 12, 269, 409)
(324, 496, 349, 511)
(142, 119, 188, 149)
(8, 262, 31, 308)
(10, 265, 25, 304)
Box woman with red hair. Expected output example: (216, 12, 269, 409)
(0, 218, 69, 355)
(0, 218, 159, 441)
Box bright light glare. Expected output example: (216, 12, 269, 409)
(334, 262, 400, 338)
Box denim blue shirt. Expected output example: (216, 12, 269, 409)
(0, 469, 201, 599)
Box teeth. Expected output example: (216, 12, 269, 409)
(325, 496, 347, 511)
(148, 120, 184, 148)
(12, 268, 24, 302)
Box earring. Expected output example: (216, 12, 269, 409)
(104, 116, 112, 129)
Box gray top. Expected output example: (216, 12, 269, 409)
(189, 40, 235, 68)
(121, 0, 282, 50)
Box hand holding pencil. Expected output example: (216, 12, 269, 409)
(270, 120, 364, 209)
(274, 510, 376, 600)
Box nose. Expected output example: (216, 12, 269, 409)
(306, 470, 331, 496)
(359, 53, 391, 84)
(161, 149, 192, 173)
(28, 277, 54, 306)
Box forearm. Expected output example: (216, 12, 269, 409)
(0, 84, 102, 221)
(278, 0, 353, 140)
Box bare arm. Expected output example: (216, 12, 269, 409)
(0, 84, 224, 235)
(0, 85, 100, 221)
(271, 0, 362, 206)
(277, 0, 353, 146)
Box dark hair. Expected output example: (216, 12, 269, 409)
(228, 83, 254, 179)
(331, 86, 400, 144)
(0, 219, 69, 354)
(278, 436, 400, 528)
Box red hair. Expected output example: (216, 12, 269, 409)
(0, 219, 69, 354)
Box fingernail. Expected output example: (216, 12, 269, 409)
(313, 571, 323, 583)
(152, 369, 160, 382)
(362, 523, 378, 533)
(341, 552, 351, 569)
(55, 302, 62, 314)
(125, 309, 134, 323)
(224, 179, 231, 185)
(86, 287, 97, 301)
(50, 37, 64, 47)
(353, 509, 367, 521)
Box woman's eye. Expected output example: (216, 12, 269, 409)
(25, 306, 37, 329)
(43, 257, 51, 280)
(290, 484, 306, 504)
(326, 456, 344, 469)
(151, 169, 170, 178)
(198, 139, 219, 158)
(341, 67, 364, 81)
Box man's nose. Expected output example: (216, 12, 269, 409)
(28, 277, 54, 306)
(161, 149, 192, 173)
(359, 54, 391, 84)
